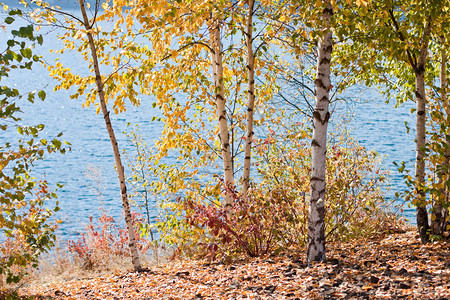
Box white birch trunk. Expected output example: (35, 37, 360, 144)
(431, 35, 449, 235)
(307, 2, 333, 263)
(78, 0, 141, 271)
(242, 0, 255, 197)
(414, 20, 432, 244)
(209, 22, 234, 210)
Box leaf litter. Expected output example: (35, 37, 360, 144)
(21, 230, 449, 299)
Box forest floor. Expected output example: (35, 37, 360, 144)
(20, 230, 450, 299)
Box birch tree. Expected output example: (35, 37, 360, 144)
(272, 0, 338, 262)
(102, 0, 277, 212)
(335, 0, 445, 243)
(242, 0, 256, 197)
(208, 16, 234, 210)
(30, 0, 144, 271)
(76, 0, 141, 271)
(384, 2, 443, 243)
(410, 14, 433, 243)
(307, 0, 333, 263)
(428, 32, 450, 236)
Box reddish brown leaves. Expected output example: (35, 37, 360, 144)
(21, 231, 449, 299)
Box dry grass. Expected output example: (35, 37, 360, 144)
(24, 241, 172, 287)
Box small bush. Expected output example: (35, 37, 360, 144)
(0, 180, 60, 289)
(183, 181, 298, 260)
(256, 129, 403, 243)
(180, 128, 404, 260)
(67, 211, 151, 270)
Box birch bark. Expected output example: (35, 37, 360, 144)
(431, 35, 449, 236)
(209, 22, 234, 210)
(78, 0, 141, 271)
(242, 0, 255, 197)
(414, 20, 432, 244)
(307, 2, 333, 263)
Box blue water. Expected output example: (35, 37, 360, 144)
(344, 93, 416, 221)
(1, 7, 418, 240)
(1, 11, 165, 236)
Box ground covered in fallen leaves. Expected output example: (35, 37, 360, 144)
(21, 230, 450, 299)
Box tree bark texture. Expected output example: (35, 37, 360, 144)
(242, 0, 255, 197)
(78, 0, 141, 271)
(415, 68, 430, 243)
(209, 22, 234, 211)
(431, 35, 449, 236)
(441, 35, 450, 235)
(413, 19, 432, 244)
(307, 2, 333, 263)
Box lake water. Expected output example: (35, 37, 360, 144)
(1, 6, 417, 240)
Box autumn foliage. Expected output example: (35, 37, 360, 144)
(0, 6, 66, 292)
(67, 212, 151, 271)
(3, 0, 450, 298)
(174, 127, 405, 260)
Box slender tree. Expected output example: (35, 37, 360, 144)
(334, 0, 444, 243)
(430, 34, 450, 236)
(33, 0, 144, 271)
(242, 0, 256, 197)
(406, 14, 434, 243)
(77, 0, 141, 271)
(208, 17, 234, 210)
(102, 0, 277, 212)
(307, 0, 333, 263)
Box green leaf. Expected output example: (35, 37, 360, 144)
(19, 25, 34, 39)
(38, 90, 46, 101)
(9, 9, 22, 16)
(52, 139, 62, 148)
(30, 127, 38, 136)
(21, 48, 32, 59)
(5, 16, 15, 24)
(27, 92, 35, 103)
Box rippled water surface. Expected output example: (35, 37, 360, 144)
(1, 10, 419, 239)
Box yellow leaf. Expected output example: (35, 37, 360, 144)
(102, 2, 109, 10)
(356, 0, 369, 6)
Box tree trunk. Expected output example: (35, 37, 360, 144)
(242, 0, 255, 197)
(209, 22, 234, 211)
(413, 20, 432, 244)
(415, 69, 430, 243)
(307, 2, 333, 263)
(78, 0, 141, 271)
(431, 35, 449, 236)
(442, 35, 450, 235)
